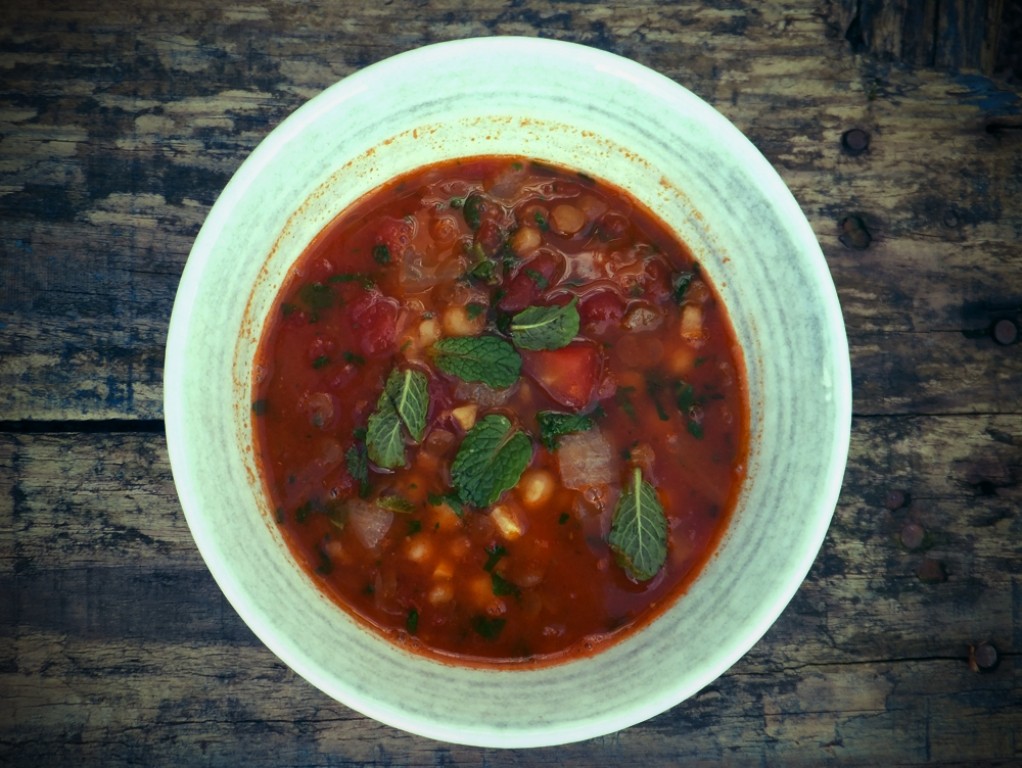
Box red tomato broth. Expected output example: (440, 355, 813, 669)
(252, 156, 749, 667)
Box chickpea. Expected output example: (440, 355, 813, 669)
(428, 580, 454, 605)
(418, 317, 440, 346)
(518, 468, 555, 509)
(510, 225, 542, 256)
(491, 504, 524, 540)
(549, 203, 586, 236)
(442, 304, 486, 337)
(405, 536, 433, 564)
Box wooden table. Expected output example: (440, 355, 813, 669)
(3, 2, 1020, 765)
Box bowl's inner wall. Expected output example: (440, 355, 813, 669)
(168, 38, 849, 748)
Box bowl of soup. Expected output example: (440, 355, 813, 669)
(164, 37, 851, 747)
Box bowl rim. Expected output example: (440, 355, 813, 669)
(164, 35, 852, 748)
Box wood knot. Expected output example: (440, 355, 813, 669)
(838, 215, 872, 250)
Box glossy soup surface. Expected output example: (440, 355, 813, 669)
(253, 156, 748, 666)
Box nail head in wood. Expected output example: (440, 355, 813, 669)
(841, 128, 870, 155)
(992, 318, 1018, 346)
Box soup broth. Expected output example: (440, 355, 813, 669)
(253, 156, 748, 666)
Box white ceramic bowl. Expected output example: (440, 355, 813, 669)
(164, 37, 851, 748)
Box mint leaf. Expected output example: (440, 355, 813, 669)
(432, 336, 521, 389)
(366, 368, 430, 469)
(377, 494, 416, 514)
(510, 298, 579, 350)
(671, 271, 695, 304)
(491, 571, 520, 597)
(608, 467, 668, 581)
(451, 414, 532, 507)
(388, 368, 429, 441)
(471, 615, 505, 640)
(345, 442, 370, 498)
(536, 410, 595, 451)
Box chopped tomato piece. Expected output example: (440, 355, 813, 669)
(498, 251, 564, 312)
(579, 289, 626, 335)
(349, 292, 401, 357)
(522, 341, 602, 409)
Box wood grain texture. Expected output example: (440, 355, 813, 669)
(834, 0, 1018, 77)
(2, 1, 1021, 765)
(2, 423, 1019, 766)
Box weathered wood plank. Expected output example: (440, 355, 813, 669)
(2, 631, 1017, 767)
(832, 0, 1015, 77)
(1, 416, 1018, 765)
(2, 2, 1021, 421)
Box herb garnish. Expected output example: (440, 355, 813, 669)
(483, 544, 507, 572)
(491, 571, 520, 597)
(509, 298, 579, 350)
(671, 271, 694, 304)
(428, 491, 465, 517)
(406, 608, 419, 635)
(450, 414, 532, 507)
(608, 467, 668, 581)
(373, 244, 391, 265)
(674, 380, 705, 440)
(377, 494, 416, 514)
(366, 368, 430, 469)
(432, 335, 521, 389)
(345, 438, 370, 498)
(536, 410, 594, 450)
(471, 615, 505, 640)
(463, 193, 484, 230)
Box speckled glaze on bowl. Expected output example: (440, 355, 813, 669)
(164, 37, 851, 748)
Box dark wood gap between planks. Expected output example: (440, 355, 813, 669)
(0, 419, 166, 434)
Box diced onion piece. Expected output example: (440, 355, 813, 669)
(549, 204, 586, 236)
(518, 468, 555, 509)
(491, 504, 524, 540)
(623, 304, 664, 332)
(453, 379, 512, 407)
(558, 430, 617, 490)
(348, 500, 394, 551)
(680, 303, 706, 342)
(451, 403, 478, 431)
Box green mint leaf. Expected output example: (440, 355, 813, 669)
(451, 414, 532, 507)
(428, 491, 465, 517)
(298, 282, 334, 312)
(491, 571, 520, 597)
(432, 336, 522, 389)
(536, 410, 594, 451)
(406, 608, 419, 635)
(510, 298, 579, 350)
(463, 193, 484, 230)
(483, 544, 507, 572)
(671, 271, 694, 304)
(366, 368, 430, 469)
(345, 442, 370, 498)
(608, 467, 668, 581)
(471, 615, 506, 640)
(386, 368, 429, 442)
(373, 244, 391, 264)
(377, 494, 415, 514)
(366, 404, 404, 469)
